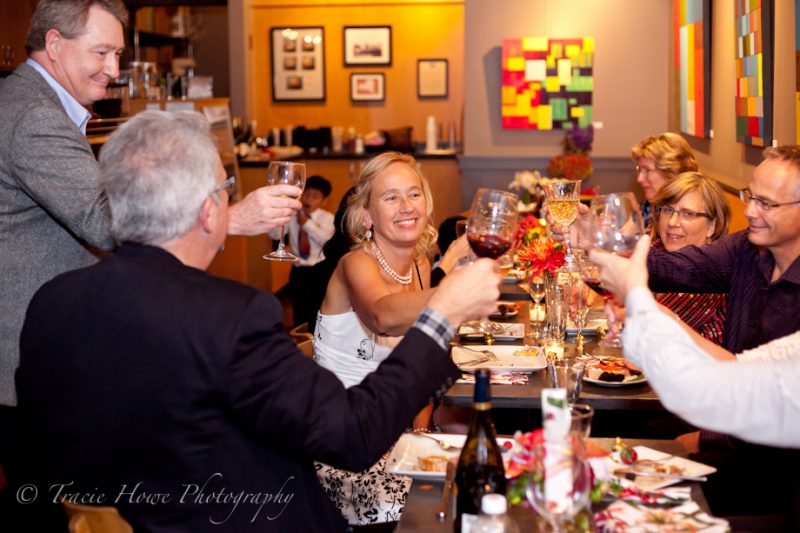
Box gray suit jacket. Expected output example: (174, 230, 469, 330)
(0, 62, 115, 406)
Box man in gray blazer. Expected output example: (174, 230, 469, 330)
(0, 0, 300, 506)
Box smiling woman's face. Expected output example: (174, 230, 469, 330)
(364, 163, 428, 247)
(657, 189, 715, 251)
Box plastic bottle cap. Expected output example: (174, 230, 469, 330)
(480, 493, 507, 515)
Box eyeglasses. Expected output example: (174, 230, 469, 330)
(655, 205, 711, 221)
(635, 165, 659, 176)
(211, 176, 236, 201)
(739, 188, 800, 212)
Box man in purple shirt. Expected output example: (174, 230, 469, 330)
(645, 145, 800, 524)
(646, 145, 800, 353)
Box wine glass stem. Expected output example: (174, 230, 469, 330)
(563, 228, 576, 267)
(277, 225, 287, 251)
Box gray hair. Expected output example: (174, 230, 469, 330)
(99, 111, 220, 245)
(26, 0, 128, 54)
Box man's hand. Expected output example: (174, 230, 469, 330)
(227, 184, 302, 236)
(545, 202, 591, 251)
(588, 235, 650, 302)
(428, 259, 500, 327)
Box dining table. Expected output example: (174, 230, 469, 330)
(396, 438, 712, 532)
(445, 297, 663, 412)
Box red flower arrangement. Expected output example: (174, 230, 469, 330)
(547, 153, 593, 181)
(517, 238, 566, 280)
(513, 215, 547, 250)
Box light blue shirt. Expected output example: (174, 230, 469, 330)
(26, 58, 92, 134)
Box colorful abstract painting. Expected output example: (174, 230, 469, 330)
(674, 0, 711, 138)
(795, 0, 800, 144)
(735, 0, 773, 147)
(501, 37, 594, 130)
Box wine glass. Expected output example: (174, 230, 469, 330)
(526, 438, 592, 532)
(263, 161, 306, 261)
(544, 180, 582, 270)
(570, 275, 593, 355)
(527, 275, 546, 340)
(582, 193, 645, 348)
(465, 188, 519, 338)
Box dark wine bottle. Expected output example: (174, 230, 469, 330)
(453, 369, 506, 532)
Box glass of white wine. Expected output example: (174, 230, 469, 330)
(545, 180, 582, 270)
(263, 161, 306, 261)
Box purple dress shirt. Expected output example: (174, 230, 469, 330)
(647, 230, 800, 353)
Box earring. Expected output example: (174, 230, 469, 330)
(365, 228, 372, 240)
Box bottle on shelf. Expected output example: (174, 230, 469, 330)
(454, 368, 506, 532)
(471, 494, 520, 533)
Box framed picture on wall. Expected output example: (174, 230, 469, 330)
(343, 26, 392, 66)
(417, 58, 448, 98)
(350, 73, 385, 102)
(270, 26, 325, 101)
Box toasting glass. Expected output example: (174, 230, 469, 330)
(263, 161, 306, 261)
(544, 180, 582, 270)
(581, 193, 645, 347)
(464, 188, 519, 339)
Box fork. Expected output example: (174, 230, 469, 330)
(457, 345, 498, 360)
(413, 430, 463, 451)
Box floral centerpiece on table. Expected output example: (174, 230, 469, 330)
(505, 428, 620, 514)
(516, 237, 566, 282)
(508, 170, 560, 213)
(513, 214, 547, 250)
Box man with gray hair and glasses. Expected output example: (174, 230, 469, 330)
(14, 111, 501, 531)
(0, 0, 300, 502)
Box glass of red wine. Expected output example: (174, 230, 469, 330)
(580, 193, 644, 348)
(464, 188, 519, 338)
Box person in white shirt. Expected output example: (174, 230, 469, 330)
(590, 234, 800, 449)
(269, 175, 335, 328)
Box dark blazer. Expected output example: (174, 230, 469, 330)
(17, 243, 460, 532)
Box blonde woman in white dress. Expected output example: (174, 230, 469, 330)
(313, 151, 439, 526)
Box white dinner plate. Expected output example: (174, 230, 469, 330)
(566, 317, 607, 336)
(385, 433, 519, 481)
(583, 375, 647, 387)
(458, 322, 525, 341)
(451, 345, 547, 373)
(609, 446, 717, 490)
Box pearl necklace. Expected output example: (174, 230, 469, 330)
(370, 240, 413, 285)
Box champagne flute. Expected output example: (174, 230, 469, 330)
(263, 161, 306, 261)
(464, 188, 519, 338)
(544, 180, 582, 270)
(581, 193, 645, 348)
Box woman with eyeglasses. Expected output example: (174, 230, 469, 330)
(649, 172, 731, 343)
(631, 132, 699, 226)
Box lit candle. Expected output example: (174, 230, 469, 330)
(546, 340, 565, 361)
(529, 304, 546, 322)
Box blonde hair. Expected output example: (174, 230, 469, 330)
(631, 132, 698, 181)
(345, 152, 437, 260)
(650, 171, 730, 243)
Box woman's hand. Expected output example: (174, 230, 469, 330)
(545, 202, 591, 251)
(437, 234, 470, 275)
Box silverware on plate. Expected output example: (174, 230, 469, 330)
(413, 430, 463, 451)
(613, 468, 707, 482)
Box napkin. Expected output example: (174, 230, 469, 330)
(594, 499, 730, 532)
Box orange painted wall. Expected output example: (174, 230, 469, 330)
(247, 0, 464, 144)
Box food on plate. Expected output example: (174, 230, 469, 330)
(492, 301, 519, 317)
(512, 348, 541, 357)
(580, 355, 644, 383)
(418, 455, 449, 472)
(635, 459, 684, 475)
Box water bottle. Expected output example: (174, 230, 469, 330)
(471, 494, 519, 533)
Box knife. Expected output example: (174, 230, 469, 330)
(437, 459, 457, 520)
(614, 468, 707, 482)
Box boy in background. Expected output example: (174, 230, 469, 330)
(272, 175, 335, 329)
